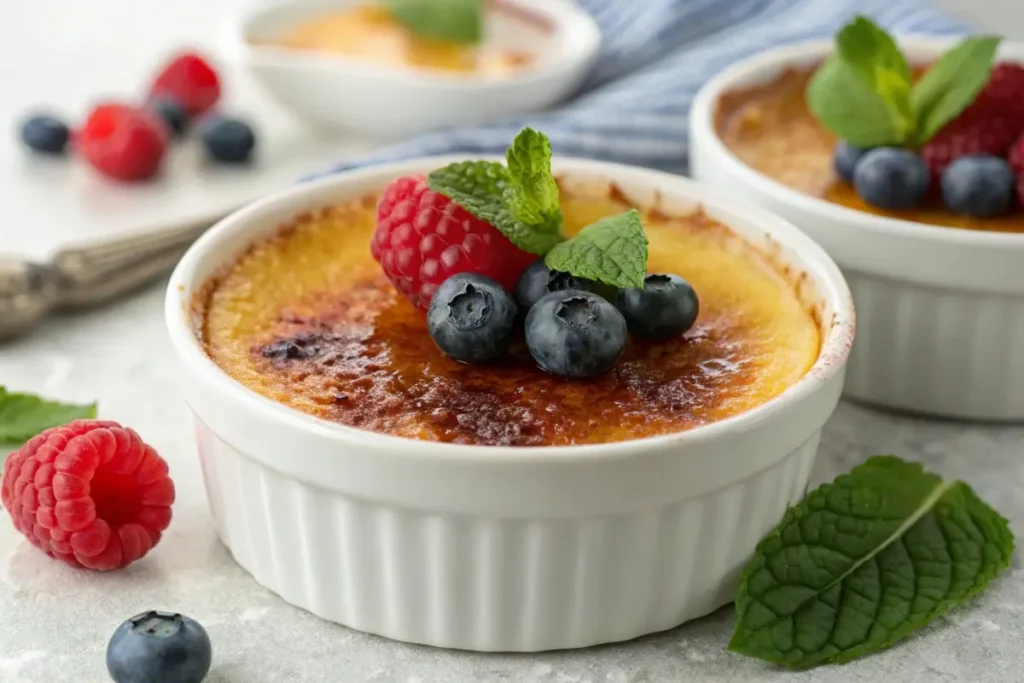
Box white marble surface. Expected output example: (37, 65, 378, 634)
(3, 1, 1024, 682)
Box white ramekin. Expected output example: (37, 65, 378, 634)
(165, 157, 854, 651)
(690, 37, 1024, 422)
(226, 0, 600, 138)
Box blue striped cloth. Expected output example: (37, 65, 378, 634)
(311, 0, 970, 178)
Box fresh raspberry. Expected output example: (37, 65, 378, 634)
(371, 175, 535, 310)
(77, 104, 167, 181)
(973, 62, 1024, 120)
(1, 420, 174, 571)
(920, 113, 1023, 180)
(149, 52, 221, 118)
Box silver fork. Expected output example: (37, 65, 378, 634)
(0, 219, 212, 341)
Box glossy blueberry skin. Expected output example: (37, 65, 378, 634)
(200, 117, 256, 163)
(525, 289, 627, 378)
(427, 273, 517, 363)
(150, 98, 188, 138)
(514, 259, 617, 313)
(616, 273, 699, 339)
(19, 114, 69, 154)
(833, 140, 869, 183)
(106, 611, 212, 683)
(853, 147, 928, 210)
(941, 154, 1015, 218)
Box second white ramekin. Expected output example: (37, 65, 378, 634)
(166, 157, 854, 651)
(691, 37, 1024, 421)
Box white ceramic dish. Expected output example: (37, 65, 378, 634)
(691, 37, 1024, 421)
(165, 157, 854, 651)
(226, 0, 600, 138)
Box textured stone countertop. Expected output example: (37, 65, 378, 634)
(1, 281, 1022, 683)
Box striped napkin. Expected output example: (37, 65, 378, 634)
(311, 0, 970, 178)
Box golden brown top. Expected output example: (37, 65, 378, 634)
(715, 67, 1024, 234)
(199, 183, 820, 447)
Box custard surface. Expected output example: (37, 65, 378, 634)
(201, 186, 819, 447)
(716, 68, 1024, 234)
(263, 6, 532, 76)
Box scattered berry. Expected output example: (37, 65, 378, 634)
(427, 273, 517, 363)
(616, 274, 699, 339)
(149, 52, 221, 118)
(0, 420, 174, 570)
(19, 114, 69, 154)
(200, 117, 256, 164)
(920, 113, 1022, 179)
(833, 140, 869, 183)
(972, 62, 1024, 120)
(1010, 135, 1024, 206)
(77, 104, 167, 181)
(514, 259, 617, 313)
(941, 154, 1015, 218)
(853, 147, 929, 210)
(371, 175, 535, 310)
(525, 290, 627, 379)
(107, 610, 211, 683)
(150, 98, 188, 138)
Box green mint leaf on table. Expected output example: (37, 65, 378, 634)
(729, 455, 1014, 669)
(386, 0, 482, 44)
(544, 210, 649, 289)
(0, 386, 96, 445)
(912, 36, 1001, 143)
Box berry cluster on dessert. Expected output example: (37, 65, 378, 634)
(811, 17, 1024, 218)
(18, 52, 256, 181)
(371, 129, 701, 378)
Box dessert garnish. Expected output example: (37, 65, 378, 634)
(199, 116, 257, 164)
(1, 387, 174, 571)
(19, 114, 70, 155)
(730, 455, 1014, 669)
(808, 17, 1024, 217)
(386, 0, 483, 45)
(371, 127, 701, 378)
(107, 611, 212, 683)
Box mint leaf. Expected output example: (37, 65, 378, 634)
(0, 386, 96, 445)
(808, 56, 911, 147)
(912, 36, 1001, 143)
(505, 127, 562, 235)
(544, 210, 648, 289)
(386, 0, 482, 44)
(428, 160, 508, 224)
(729, 456, 1014, 670)
(836, 16, 911, 85)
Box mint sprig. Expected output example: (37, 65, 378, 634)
(544, 210, 649, 289)
(808, 16, 1001, 147)
(386, 0, 483, 45)
(729, 455, 1014, 669)
(0, 386, 96, 445)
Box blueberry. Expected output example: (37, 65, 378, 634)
(616, 273, 699, 339)
(833, 140, 869, 182)
(150, 98, 188, 138)
(19, 114, 69, 154)
(941, 154, 1015, 218)
(514, 259, 617, 313)
(200, 117, 256, 163)
(106, 610, 212, 683)
(853, 147, 928, 210)
(525, 290, 627, 378)
(427, 273, 517, 363)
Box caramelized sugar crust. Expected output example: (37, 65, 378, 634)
(715, 67, 1024, 234)
(200, 184, 820, 446)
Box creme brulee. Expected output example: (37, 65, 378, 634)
(198, 181, 819, 447)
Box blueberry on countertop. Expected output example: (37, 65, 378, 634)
(19, 114, 69, 154)
(150, 98, 188, 138)
(514, 259, 617, 313)
(941, 154, 1015, 218)
(525, 289, 627, 378)
(427, 273, 517, 363)
(616, 273, 699, 339)
(200, 116, 256, 163)
(106, 610, 212, 683)
(853, 147, 928, 210)
(833, 140, 869, 183)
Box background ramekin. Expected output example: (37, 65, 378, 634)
(226, 0, 600, 138)
(165, 157, 854, 651)
(690, 37, 1024, 422)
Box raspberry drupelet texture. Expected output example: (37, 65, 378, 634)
(371, 174, 535, 310)
(1, 420, 174, 571)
